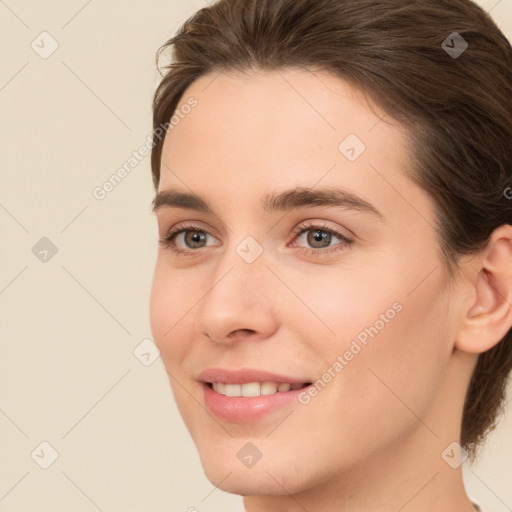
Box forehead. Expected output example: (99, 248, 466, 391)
(166, 68, 389, 163)
(162, 68, 402, 177)
(158, 67, 435, 231)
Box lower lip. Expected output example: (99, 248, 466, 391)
(202, 383, 309, 423)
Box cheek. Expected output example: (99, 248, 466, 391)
(288, 259, 452, 428)
(149, 261, 192, 366)
(149, 263, 201, 426)
(355, 301, 450, 455)
(149, 263, 170, 342)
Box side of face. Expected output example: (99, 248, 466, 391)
(149, 68, 467, 495)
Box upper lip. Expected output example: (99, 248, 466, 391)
(198, 367, 311, 385)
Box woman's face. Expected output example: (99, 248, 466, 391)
(150, 68, 466, 496)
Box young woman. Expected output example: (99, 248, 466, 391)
(149, 1, 512, 510)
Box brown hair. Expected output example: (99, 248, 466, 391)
(150, 0, 512, 462)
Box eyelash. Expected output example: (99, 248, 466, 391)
(158, 222, 353, 257)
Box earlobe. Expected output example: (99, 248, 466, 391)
(456, 226, 512, 354)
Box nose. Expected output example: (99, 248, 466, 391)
(194, 247, 279, 345)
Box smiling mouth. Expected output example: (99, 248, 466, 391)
(206, 381, 312, 397)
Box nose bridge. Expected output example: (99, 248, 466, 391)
(213, 227, 270, 297)
(195, 232, 277, 343)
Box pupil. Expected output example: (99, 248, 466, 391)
(187, 231, 205, 247)
(309, 229, 330, 247)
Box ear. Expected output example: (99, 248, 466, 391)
(455, 224, 512, 354)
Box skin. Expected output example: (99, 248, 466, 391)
(149, 67, 512, 512)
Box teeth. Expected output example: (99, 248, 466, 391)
(211, 381, 306, 397)
(241, 382, 260, 397)
(224, 384, 241, 397)
(261, 382, 277, 395)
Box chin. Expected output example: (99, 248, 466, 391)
(195, 440, 314, 497)
(202, 462, 300, 496)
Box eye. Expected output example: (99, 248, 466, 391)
(290, 222, 353, 256)
(158, 223, 218, 256)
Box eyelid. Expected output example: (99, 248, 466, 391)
(290, 220, 354, 243)
(159, 219, 218, 242)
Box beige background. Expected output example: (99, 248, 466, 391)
(1, 1, 511, 511)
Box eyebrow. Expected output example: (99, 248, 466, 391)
(152, 186, 383, 219)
